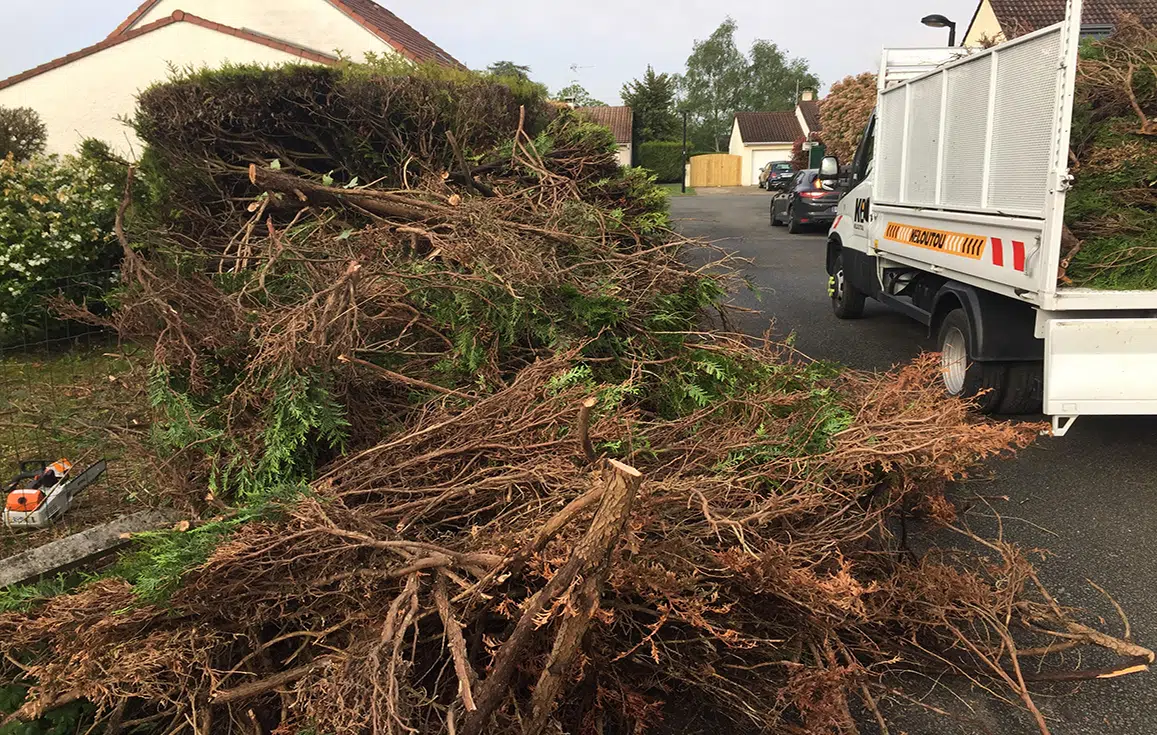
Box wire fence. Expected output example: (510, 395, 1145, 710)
(0, 268, 153, 551)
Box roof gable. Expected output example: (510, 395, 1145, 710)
(0, 11, 337, 93)
(110, 0, 462, 67)
(797, 101, 822, 134)
(577, 106, 633, 146)
(985, 0, 1157, 35)
(734, 112, 803, 144)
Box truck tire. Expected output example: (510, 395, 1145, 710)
(831, 252, 866, 320)
(999, 362, 1044, 415)
(938, 309, 1007, 414)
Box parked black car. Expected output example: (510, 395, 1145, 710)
(769, 169, 842, 233)
(759, 161, 795, 190)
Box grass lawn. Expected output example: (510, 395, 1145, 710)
(660, 184, 696, 197)
(0, 342, 161, 558)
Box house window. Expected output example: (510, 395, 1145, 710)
(1079, 24, 1114, 40)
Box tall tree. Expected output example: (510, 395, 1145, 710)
(486, 61, 532, 81)
(679, 19, 822, 151)
(745, 41, 821, 111)
(819, 72, 877, 164)
(555, 83, 606, 107)
(621, 66, 681, 143)
(679, 18, 749, 151)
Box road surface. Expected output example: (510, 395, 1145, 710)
(672, 190, 1157, 735)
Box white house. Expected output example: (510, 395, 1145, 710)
(728, 111, 804, 187)
(962, 0, 1157, 46)
(0, 0, 460, 157)
(795, 90, 822, 139)
(577, 106, 634, 167)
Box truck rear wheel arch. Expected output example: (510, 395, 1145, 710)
(930, 283, 1042, 362)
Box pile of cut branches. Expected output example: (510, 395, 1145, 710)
(1060, 15, 1157, 288)
(3, 66, 1151, 735)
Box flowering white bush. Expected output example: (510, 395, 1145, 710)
(0, 151, 123, 338)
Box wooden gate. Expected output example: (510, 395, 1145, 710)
(689, 154, 742, 188)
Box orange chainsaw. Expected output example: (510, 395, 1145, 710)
(4, 458, 107, 530)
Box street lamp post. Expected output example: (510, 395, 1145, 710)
(921, 14, 958, 46)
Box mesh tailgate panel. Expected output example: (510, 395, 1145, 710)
(988, 29, 1062, 215)
(877, 89, 907, 203)
(905, 76, 944, 206)
(941, 55, 992, 210)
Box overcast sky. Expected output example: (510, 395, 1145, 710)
(0, 0, 981, 105)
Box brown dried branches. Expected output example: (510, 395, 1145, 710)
(1, 352, 1149, 735)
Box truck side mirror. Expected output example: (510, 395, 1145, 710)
(818, 156, 840, 179)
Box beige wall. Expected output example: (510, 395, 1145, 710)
(0, 23, 317, 157)
(134, 0, 396, 60)
(964, 0, 1005, 46)
(616, 143, 632, 168)
(727, 120, 750, 184)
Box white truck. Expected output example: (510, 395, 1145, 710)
(823, 0, 1154, 435)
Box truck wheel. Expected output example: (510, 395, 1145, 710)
(999, 362, 1044, 415)
(831, 252, 866, 319)
(938, 309, 1007, 414)
(786, 205, 800, 234)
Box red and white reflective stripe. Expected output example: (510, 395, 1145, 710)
(832, 215, 843, 230)
(990, 238, 1026, 273)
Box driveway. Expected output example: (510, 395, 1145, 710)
(693, 186, 767, 197)
(671, 192, 1157, 735)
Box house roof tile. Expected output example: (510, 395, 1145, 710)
(110, 0, 462, 67)
(988, 0, 1157, 34)
(577, 106, 634, 146)
(329, 0, 463, 67)
(734, 111, 803, 144)
(0, 11, 337, 93)
(798, 101, 822, 133)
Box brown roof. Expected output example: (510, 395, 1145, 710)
(982, 0, 1157, 34)
(734, 112, 804, 144)
(577, 106, 634, 146)
(0, 11, 337, 93)
(110, 0, 462, 67)
(798, 101, 822, 133)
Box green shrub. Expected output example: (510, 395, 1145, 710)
(0, 107, 47, 162)
(0, 147, 124, 341)
(638, 141, 686, 183)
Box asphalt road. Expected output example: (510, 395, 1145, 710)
(671, 190, 1157, 735)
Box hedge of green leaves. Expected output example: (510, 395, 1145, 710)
(638, 141, 686, 183)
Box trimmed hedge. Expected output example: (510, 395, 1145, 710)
(133, 63, 554, 238)
(638, 141, 685, 183)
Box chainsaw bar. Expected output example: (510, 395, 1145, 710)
(65, 459, 108, 501)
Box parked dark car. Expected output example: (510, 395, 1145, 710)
(759, 161, 795, 190)
(769, 169, 842, 233)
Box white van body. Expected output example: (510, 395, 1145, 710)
(826, 0, 1157, 435)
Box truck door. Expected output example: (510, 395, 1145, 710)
(843, 112, 877, 258)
